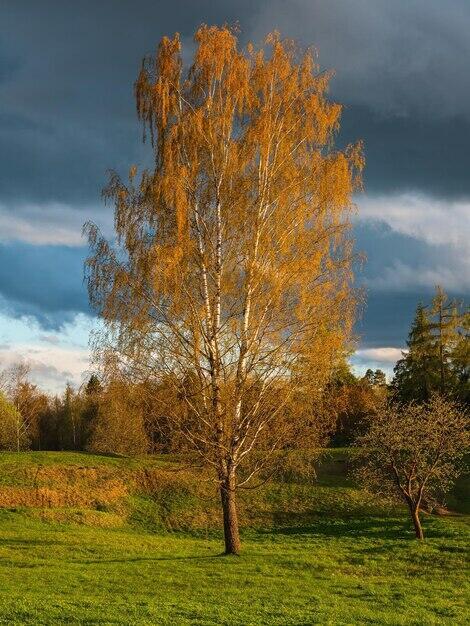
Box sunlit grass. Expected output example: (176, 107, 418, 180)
(0, 451, 467, 624)
(0, 512, 468, 625)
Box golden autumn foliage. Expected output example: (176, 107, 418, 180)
(85, 25, 363, 553)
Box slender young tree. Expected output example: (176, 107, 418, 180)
(0, 363, 47, 451)
(85, 25, 363, 554)
(80, 374, 103, 448)
(0, 391, 25, 451)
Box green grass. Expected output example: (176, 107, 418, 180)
(0, 512, 468, 625)
(0, 451, 467, 624)
(0, 450, 171, 471)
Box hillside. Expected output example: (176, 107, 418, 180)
(0, 449, 467, 531)
(0, 450, 467, 624)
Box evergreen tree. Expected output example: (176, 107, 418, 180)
(393, 288, 469, 402)
(57, 383, 81, 450)
(372, 369, 387, 387)
(393, 303, 439, 402)
(363, 368, 387, 388)
(362, 369, 375, 386)
(85, 374, 102, 396)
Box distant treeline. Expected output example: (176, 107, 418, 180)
(0, 362, 385, 454)
(0, 288, 467, 455)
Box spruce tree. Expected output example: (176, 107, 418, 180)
(393, 288, 469, 402)
(393, 303, 439, 402)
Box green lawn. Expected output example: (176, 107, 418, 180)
(0, 451, 467, 624)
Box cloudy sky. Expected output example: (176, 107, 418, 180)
(0, 0, 468, 392)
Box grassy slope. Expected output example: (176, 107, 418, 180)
(0, 450, 467, 625)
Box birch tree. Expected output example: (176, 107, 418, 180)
(0, 363, 46, 451)
(85, 25, 363, 554)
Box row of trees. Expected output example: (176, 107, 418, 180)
(0, 360, 384, 454)
(1, 288, 464, 456)
(0, 365, 99, 452)
(0, 366, 181, 454)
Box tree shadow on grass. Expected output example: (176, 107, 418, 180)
(0, 539, 229, 565)
(79, 554, 224, 565)
(259, 514, 447, 541)
(1, 537, 69, 547)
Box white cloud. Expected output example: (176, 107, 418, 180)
(355, 347, 404, 363)
(0, 344, 90, 394)
(0, 201, 112, 246)
(365, 260, 470, 292)
(351, 345, 407, 380)
(356, 193, 470, 292)
(38, 334, 61, 345)
(357, 193, 470, 250)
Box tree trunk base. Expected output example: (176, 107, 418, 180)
(220, 477, 241, 555)
(411, 508, 424, 540)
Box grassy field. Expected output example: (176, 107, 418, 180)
(0, 451, 467, 625)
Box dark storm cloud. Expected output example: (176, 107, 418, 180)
(356, 292, 420, 349)
(1, 0, 469, 204)
(251, 0, 470, 121)
(356, 289, 469, 351)
(0, 243, 88, 328)
(340, 106, 470, 199)
(252, 0, 470, 200)
(354, 221, 468, 347)
(0, 0, 260, 203)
